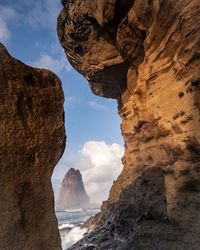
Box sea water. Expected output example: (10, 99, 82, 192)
(56, 207, 100, 249)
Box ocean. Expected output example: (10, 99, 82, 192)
(56, 207, 100, 249)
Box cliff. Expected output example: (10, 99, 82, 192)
(56, 168, 90, 210)
(57, 0, 200, 249)
(0, 43, 65, 250)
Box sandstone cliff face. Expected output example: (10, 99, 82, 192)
(0, 43, 65, 250)
(58, 0, 200, 249)
(56, 168, 90, 210)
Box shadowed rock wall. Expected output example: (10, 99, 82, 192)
(58, 0, 200, 249)
(0, 43, 65, 250)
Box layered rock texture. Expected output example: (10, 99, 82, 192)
(0, 43, 65, 250)
(56, 168, 90, 210)
(58, 0, 200, 249)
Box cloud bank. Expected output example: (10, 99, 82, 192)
(52, 141, 124, 203)
(30, 52, 71, 74)
(0, 1, 71, 75)
(79, 141, 124, 202)
(30, 41, 72, 74)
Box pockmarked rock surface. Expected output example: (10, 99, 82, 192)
(56, 168, 90, 210)
(0, 43, 65, 250)
(58, 0, 200, 249)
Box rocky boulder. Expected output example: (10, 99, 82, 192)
(0, 43, 65, 250)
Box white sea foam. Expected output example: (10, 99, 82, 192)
(56, 207, 100, 249)
(64, 208, 84, 212)
(59, 223, 75, 230)
(61, 226, 87, 249)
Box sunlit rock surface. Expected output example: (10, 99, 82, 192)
(58, 0, 200, 249)
(0, 43, 65, 250)
(56, 168, 90, 210)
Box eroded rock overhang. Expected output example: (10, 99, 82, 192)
(57, 1, 200, 249)
(57, 0, 147, 99)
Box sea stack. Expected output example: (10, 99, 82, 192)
(57, 168, 90, 210)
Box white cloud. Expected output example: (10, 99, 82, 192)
(79, 141, 124, 202)
(0, 5, 16, 43)
(26, 0, 61, 29)
(30, 52, 71, 74)
(6, 0, 61, 30)
(0, 18, 10, 43)
(0, 0, 61, 37)
(88, 101, 109, 111)
(0, 2, 71, 74)
(64, 96, 80, 109)
(29, 0, 60, 28)
(52, 141, 124, 204)
(65, 96, 76, 103)
(29, 38, 72, 74)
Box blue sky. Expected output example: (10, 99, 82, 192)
(0, 0, 124, 203)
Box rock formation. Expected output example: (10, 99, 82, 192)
(58, 0, 200, 249)
(56, 168, 90, 210)
(0, 43, 65, 250)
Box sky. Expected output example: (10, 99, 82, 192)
(0, 0, 124, 203)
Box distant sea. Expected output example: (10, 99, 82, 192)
(56, 207, 100, 249)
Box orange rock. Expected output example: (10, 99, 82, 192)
(58, 0, 200, 249)
(0, 43, 65, 250)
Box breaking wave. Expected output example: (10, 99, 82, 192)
(56, 207, 100, 249)
(61, 226, 87, 249)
